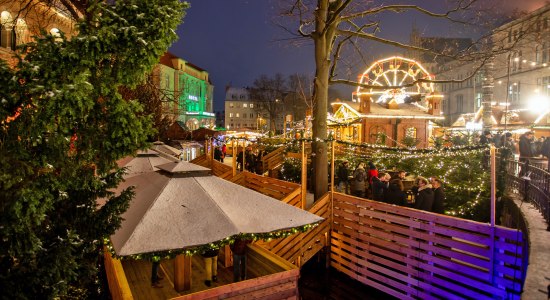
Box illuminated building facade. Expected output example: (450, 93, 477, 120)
(1, 2, 76, 66)
(330, 57, 443, 148)
(427, 4, 550, 135)
(157, 52, 215, 130)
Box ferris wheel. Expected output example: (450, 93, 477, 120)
(356, 56, 435, 105)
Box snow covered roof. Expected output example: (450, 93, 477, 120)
(110, 162, 323, 256)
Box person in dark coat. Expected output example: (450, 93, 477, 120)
(336, 160, 350, 194)
(430, 177, 445, 214)
(384, 179, 407, 206)
(350, 162, 367, 198)
(231, 238, 252, 282)
(150, 259, 164, 288)
(214, 147, 223, 162)
(519, 131, 534, 175)
(414, 176, 434, 212)
(479, 130, 492, 145)
(372, 173, 390, 201)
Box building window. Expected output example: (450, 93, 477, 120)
(511, 51, 522, 72)
(538, 76, 550, 96)
(405, 127, 417, 139)
(229, 113, 233, 117)
(543, 42, 550, 63)
(456, 94, 464, 113)
(509, 82, 520, 103)
(229, 102, 234, 108)
(250, 103, 254, 108)
(243, 103, 248, 108)
(475, 92, 482, 109)
(236, 113, 240, 118)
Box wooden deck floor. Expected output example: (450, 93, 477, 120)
(121, 256, 249, 300)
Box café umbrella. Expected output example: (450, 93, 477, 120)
(109, 161, 323, 256)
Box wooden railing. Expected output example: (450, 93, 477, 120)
(330, 192, 525, 300)
(190, 155, 233, 179)
(262, 146, 285, 177)
(170, 244, 299, 300)
(229, 171, 300, 201)
(257, 193, 331, 267)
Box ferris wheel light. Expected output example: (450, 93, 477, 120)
(357, 56, 435, 105)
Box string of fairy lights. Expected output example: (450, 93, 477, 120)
(105, 223, 319, 261)
(223, 136, 491, 217)
(113, 137, 494, 260)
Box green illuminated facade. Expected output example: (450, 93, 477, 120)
(158, 52, 215, 130)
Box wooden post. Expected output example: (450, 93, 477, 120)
(232, 139, 236, 176)
(489, 145, 496, 282)
(330, 141, 335, 195)
(301, 140, 307, 210)
(174, 254, 191, 292)
(490, 145, 496, 226)
(327, 141, 335, 269)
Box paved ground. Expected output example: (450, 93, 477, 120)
(512, 194, 550, 300)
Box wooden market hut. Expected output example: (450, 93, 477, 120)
(329, 94, 443, 148)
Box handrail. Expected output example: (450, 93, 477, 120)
(499, 154, 550, 228)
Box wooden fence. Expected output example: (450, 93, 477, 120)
(229, 171, 300, 201)
(170, 244, 300, 300)
(190, 155, 233, 179)
(261, 146, 285, 177)
(257, 193, 331, 267)
(330, 192, 525, 300)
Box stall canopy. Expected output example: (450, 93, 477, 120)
(117, 149, 179, 179)
(110, 161, 323, 256)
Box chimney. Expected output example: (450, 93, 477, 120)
(359, 94, 371, 113)
(427, 93, 442, 116)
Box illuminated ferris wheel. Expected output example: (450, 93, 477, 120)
(356, 56, 435, 104)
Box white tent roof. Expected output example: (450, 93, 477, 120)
(110, 163, 323, 256)
(118, 150, 179, 179)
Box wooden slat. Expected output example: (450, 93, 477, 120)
(329, 193, 525, 300)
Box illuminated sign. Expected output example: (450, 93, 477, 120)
(188, 95, 198, 101)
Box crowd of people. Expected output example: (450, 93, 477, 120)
(478, 130, 550, 171)
(235, 147, 266, 173)
(336, 161, 445, 213)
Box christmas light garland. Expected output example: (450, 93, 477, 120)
(104, 223, 320, 261)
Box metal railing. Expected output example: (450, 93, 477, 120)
(500, 155, 550, 229)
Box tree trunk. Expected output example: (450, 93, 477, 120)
(311, 0, 335, 200)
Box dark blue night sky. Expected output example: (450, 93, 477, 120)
(168, 0, 546, 111)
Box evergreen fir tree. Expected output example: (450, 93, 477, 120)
(0, 1, 187, 298)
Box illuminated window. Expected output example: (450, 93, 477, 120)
(236, 113, 240, 118)
(538, 76, 550, 96)
(509, 82, 520, 103)
(229, 113, 233, 117)
(405, 127, 417, 139)
(250, 103, 254, 108)
(243, 103, 248, 108)
(229, 102, 234, 108)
